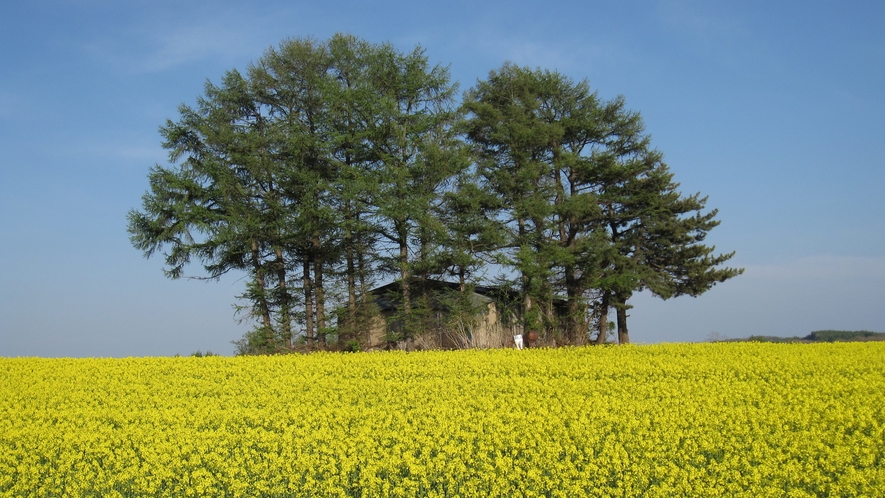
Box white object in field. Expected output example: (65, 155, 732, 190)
(513, 334, 524, 350)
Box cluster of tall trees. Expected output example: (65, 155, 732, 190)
(128, 34, 742, 352)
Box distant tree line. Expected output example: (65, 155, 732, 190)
(128, 34, 742, 352)
(739, 331, 885, 343)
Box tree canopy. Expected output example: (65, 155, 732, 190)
(128, 35, 742, 351)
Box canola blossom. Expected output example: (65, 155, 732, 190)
(1, 342, 884, 497)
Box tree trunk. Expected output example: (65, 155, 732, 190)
(303, 258, 315, 346)
(344, 201, 357, 344)
(344, 247, 357, 343)
(531, 214, 554, 337)
(518, 216, 533, 333)
(595, 291, 610, 345)
(274, 247, 292, 348)
(356, 212, 370, 345)
(251, 240, 274, 336)
(400, 236, 411, 336)
(358, 237, 369, 296)
(564, 266, 585, 344)
(313, 251, 326, 345)
(616, 304, 630, 345)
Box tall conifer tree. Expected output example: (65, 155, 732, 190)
(366, 44, 465, 339)
(465, 63, 742, 344)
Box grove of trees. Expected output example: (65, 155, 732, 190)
(127, 34, 742, 353)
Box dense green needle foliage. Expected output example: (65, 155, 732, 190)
(128, 35, 741, 350)
(463, 63, 742, 344)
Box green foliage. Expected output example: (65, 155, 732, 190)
(231, 326, 291, 355)
(746, 335, 803, 343)
(130, 37, 742, 352)
(463, 63, 742, 345)
(806, 330, 885, 342)
(189, 350, 217, 357)
(741, 331, 885, 343)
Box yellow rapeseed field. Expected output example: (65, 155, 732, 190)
(1, 342, 883, 497)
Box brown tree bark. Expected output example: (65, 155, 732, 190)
(400, 235, 411, 334)
(616, 304, 630, 345)
(251, 240, 274, 337)
(303, 258, 315, 346)
(313, 251, 326, 345)
(274, 247, 292, 347)
(595, 291, 610, 345)
(344, 200, 357, 344)
(564, 262, 589, 345)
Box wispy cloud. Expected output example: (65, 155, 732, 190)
(451, 27, 620, 79)
(80, 11, 277, 74)
(0, 87, 34, 121)
(0, 89, 15, 120)
(742, 255, 885, 281)
(505, 40, 606, 73)
(88, 142, 167, 163)
(628, 254, 885, 342)
(652, 0, 766, 68)
(654, 0, 745, 41)
(33, 134, 168, 166)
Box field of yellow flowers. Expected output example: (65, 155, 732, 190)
(2, 342, 883, 497)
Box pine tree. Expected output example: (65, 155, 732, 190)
(463, 63, 561, 338)
(131, 39, 741, 351)
(128, 68, 298, 350)
(465, 63, 742, 344)
(325, 34, 386, 345)
(575, 96, 744, 343)
(366, 44, 465, 340)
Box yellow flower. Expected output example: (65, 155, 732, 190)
(1, 343, 883, 496)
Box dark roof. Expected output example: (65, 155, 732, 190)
(369, 278, 504, 295)
(368, 279, 510, 311)
(366, 278, 565, 313)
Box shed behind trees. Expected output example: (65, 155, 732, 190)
(365, 279, 570, 350)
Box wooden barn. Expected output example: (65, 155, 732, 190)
(365, 279, 568, 350)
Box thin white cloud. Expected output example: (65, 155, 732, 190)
(654, 0, 745, 40)
(466, 32, 620, 78)
(34, 135, 167, 166)
(832, 88, 872, 111)
(138, 24, 254, 72)
(88, 142, 167, 163)
(0, 88, 27, 120)
(80, 11, 278, 74)
(652, 0, 770, 70)
(506, 41, 602, 73)
(742, 255, 885, 281)
(628, 254, 885, 343)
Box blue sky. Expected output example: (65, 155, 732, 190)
(1, 0, 883, 356)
